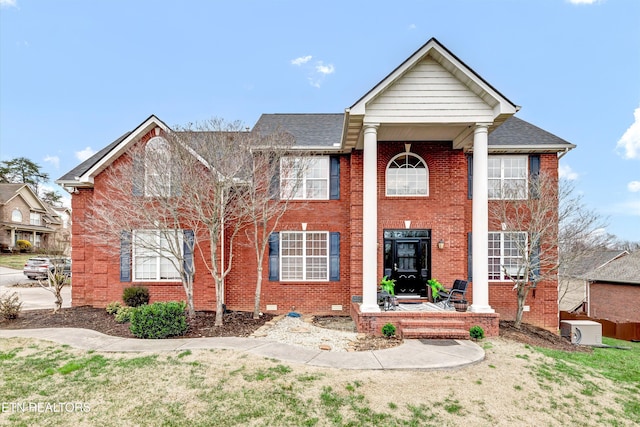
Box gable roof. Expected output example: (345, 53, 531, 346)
(0, 183, 47, 211)
(488, 117, 576, 153)
(588, 250, 640, 285)
(560, 249, 629, 278)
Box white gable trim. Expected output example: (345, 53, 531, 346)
(78, 115, 170, 185)
(350, 38, 517, 118)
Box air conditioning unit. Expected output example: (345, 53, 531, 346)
(560, 320, 602, 346)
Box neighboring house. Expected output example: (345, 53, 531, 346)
(587, 250, 640, 323)
(558, 249, 628, 312)
(57, 38, 575, 335)
(0, 183, 69, 252)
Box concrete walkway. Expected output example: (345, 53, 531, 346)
(0, 328, 485, 371)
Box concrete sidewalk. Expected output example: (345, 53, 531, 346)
(0, 328, 485, 371)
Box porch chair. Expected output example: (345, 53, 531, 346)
(436, 279, 468, 309)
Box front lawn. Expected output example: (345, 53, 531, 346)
(0, 254, 32, 270)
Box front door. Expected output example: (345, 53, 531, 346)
(383, 229, 431, 297)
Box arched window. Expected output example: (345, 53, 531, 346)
(386, 153, 428, 196)
(11, 208, 22, 222)
(145, 137, 172, 197)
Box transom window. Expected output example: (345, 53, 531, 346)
(11, 209, 22, 222)
(488, 231, 527, 281)
(280, 231, 329, 281)
(488, 156, 527, 199)
(280, 157, 329, 200)
(386, 153, 428, 196)
(145, 137, 172, 197)
(133, 230, 182, 281)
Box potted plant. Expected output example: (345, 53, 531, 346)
(427, 278, 444, 302)
(379, 276, 398, 309)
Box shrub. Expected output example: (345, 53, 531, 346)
(16, 240, 32, 252)
(381, 323, 396, 338)
(129, 301, 188, 339)
(114, 306, 135, 324)
(106, 301, 122, 315)
(122, 286, 149, 307)
(469, 325, 485, 340)
(0, 292, 23, 320)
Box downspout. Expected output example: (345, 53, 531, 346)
(558, 147, 570, 160)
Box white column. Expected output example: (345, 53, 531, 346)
(361, 123, 380, 312)
(470, 124, 494, 313)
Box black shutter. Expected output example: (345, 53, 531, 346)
(183, 229, 194, 278)
(529, 155, 541, 199)
(467, 232, 473, 282)
(268, 232, 279, 281)
(329, 232, 340, 281)
(467, 154, 473, 200)
(329, 156, 340, 200)
(120, 231, 132, 282)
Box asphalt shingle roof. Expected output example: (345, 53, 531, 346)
(587, 250, 640, 285)
(253, 114, 344, 147)
(489, 116, 573, 147)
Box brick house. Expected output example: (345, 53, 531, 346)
(57, 39, 575, 337)
(586, 250, 640, 323)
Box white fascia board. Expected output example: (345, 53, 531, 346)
(465, 144, 577, 154)
(79, 115, 170, 184)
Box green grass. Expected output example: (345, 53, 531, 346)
(1, 337, 639, 426)
(0, 253, 33, 270)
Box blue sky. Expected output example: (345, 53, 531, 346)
(1, 0, 639, 241)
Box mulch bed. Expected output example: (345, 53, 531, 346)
(1, 308, 588, 353)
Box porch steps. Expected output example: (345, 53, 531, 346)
(398, 318, 469, 340)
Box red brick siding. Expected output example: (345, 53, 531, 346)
(590, 282, 640, 323)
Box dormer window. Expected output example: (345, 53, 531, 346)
(386, 153, 428, 196)
(11, 209, 22, 222)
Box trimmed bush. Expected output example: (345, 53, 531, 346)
(16, 240, 32, 252)
(0, 292, 22, 320)
(381, 323, 396, 338)
(122, 286, 150, 307)
(129, 301, 188, 339)
(469, 325, 485, 340)
(114, 306, 135, 324)
(106, 301, 122, 315)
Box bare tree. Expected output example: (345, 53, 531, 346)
(87, 138, 198, 316)
(35, 241, 71, 313)
(234, 132, 310, 319)
(490, 172, 611, 328)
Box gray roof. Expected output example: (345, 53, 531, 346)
(58, 131, 131, 183)
(560, 249, 628, 278)
(588, 250, 640, 285)
(253, 114, 344, 147)
(59, 113, 574, 184)
(489, 116, 573, 147)
(0, 183, 27, 204)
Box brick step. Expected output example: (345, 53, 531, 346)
(400, 327, 469, 340)
(399, 318, 466, 328)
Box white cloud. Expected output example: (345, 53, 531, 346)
(408, 24, 417, 30)
(0, 0, 17, 8)
(559, 164, 579, 180)
(291, 55, 312, 66)
(44, 155, 60, 169)
(628, 181, 640, 193)
(315, 62, 335, 75)
(567, 0, 602, 4)
(616, 107, 640, 160)
(76, 147, 96, 161)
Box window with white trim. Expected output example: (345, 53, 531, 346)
(488, 231, 527, 281)
(488, 155, 527, 200)
(386, 153, 428, 196)
(280, 157, 329, 200)
(30, 212, 41, 226)
(11, 209, 22, 222)
(133, 230, 182, 281)
(145, 137, 172, 197)
(280, 231, 329, 281)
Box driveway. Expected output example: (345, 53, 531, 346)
(0, 267, 72, 311)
